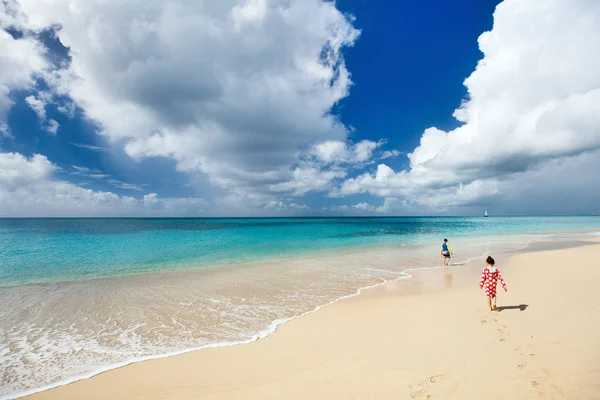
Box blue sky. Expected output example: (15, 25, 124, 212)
(1, 0, 599, 216)
(336, 0, 499, 141)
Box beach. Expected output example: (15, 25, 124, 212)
(8, 217, 596, 398)
(22, 240, 600, 400)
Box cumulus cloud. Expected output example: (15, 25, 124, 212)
(3, 0, 598, 216)
(266, 139, 393, 196)
(352, 202, 374, 211)
(0, 152, 203, 216)
(339, 0, 600, 210)
(0, 152, 134, 215)
(264, 200, 309, 210)
(325, 201, 379, 213)
(4, 0, 360, 198)
(312, 140, 381, 164)
(374, 151, 600, 215)
(143, 193, 158, 205)
(269, 166, 347, 196)
(0, 152, 56, 188)
(0, 12, 49, 134)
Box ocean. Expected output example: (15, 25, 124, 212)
(1, 217, 599, 398)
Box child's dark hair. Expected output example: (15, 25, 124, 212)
(444, 238, 448, 242)
(486, 256, 495, 265)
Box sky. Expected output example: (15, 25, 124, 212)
(0, 0, 599, 217)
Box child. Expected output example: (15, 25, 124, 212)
(440, 238, 452, 270)
(479, 256, 507, 311)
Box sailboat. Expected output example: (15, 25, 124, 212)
(484, 210, 488, 217)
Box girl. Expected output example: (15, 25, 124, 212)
(479, 256, 507, 311)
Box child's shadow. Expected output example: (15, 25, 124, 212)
(496, 304, 528, 312)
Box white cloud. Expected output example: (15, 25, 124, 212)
(25, 94, 60, 135)
(0, 152, 203, 216)
(352, 202, 373, 211)
(269, 166, 347, 196)
(380, 150, 402, 159)
(232, 0, 268, 27)
(0, 152, 133, 215)
(71, 165, 100, 174)
(264, 200, 309, 210)
(312, 140, 347, 163)
(338, 0, 600, 210)
(3, 0, 598, 216)
(0, 152, 55, 188)
(107, 179, 144, 192)
(25, 95, 46, 120)
(312, 139, 381, 164)
(45, 119, 59, 135)
(0, 16, 49, 134)
(353, 141, 379, 163)
(326, 201, 379, 213)
(143, 193, 158, 205)
(6, 0, 360, 198)
(70, 165, 110, 179)
(67, 142, 109, 152)
(265, 139, 390, 196)
(70, 166, 144, 191)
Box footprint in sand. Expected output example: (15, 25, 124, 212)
(480, 319, 487, 324)
(537, 368, 566, 397)
(410, 374, 448, 398)
(429, 374, 447, 383)
(409, 382, 428, 399)
(495, 327, 510, 342)
(518, 363, 526, 370)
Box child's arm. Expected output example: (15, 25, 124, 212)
(498, 270, 507, 292)
(479, 269, 486, 289)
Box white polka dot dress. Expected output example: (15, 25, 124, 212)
(479, 267, 507, 297)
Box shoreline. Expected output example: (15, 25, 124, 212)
(11, 238, 599, 400)
(5, 272, 410, 400)
(3, 228, 597, 290)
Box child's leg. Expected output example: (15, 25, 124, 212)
(492, 296, 497, 310)
(487, 296, 492, 311)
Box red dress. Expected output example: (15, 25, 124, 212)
(479, 267, 507, 297)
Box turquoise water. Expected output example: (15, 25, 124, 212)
(1, 217, 599, 287)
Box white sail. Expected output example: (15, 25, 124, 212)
(484, 210, 488, 217)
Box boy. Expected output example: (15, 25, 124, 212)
(441, 238, 452, 269)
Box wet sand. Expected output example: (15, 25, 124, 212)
(24, 240, 600, 400)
